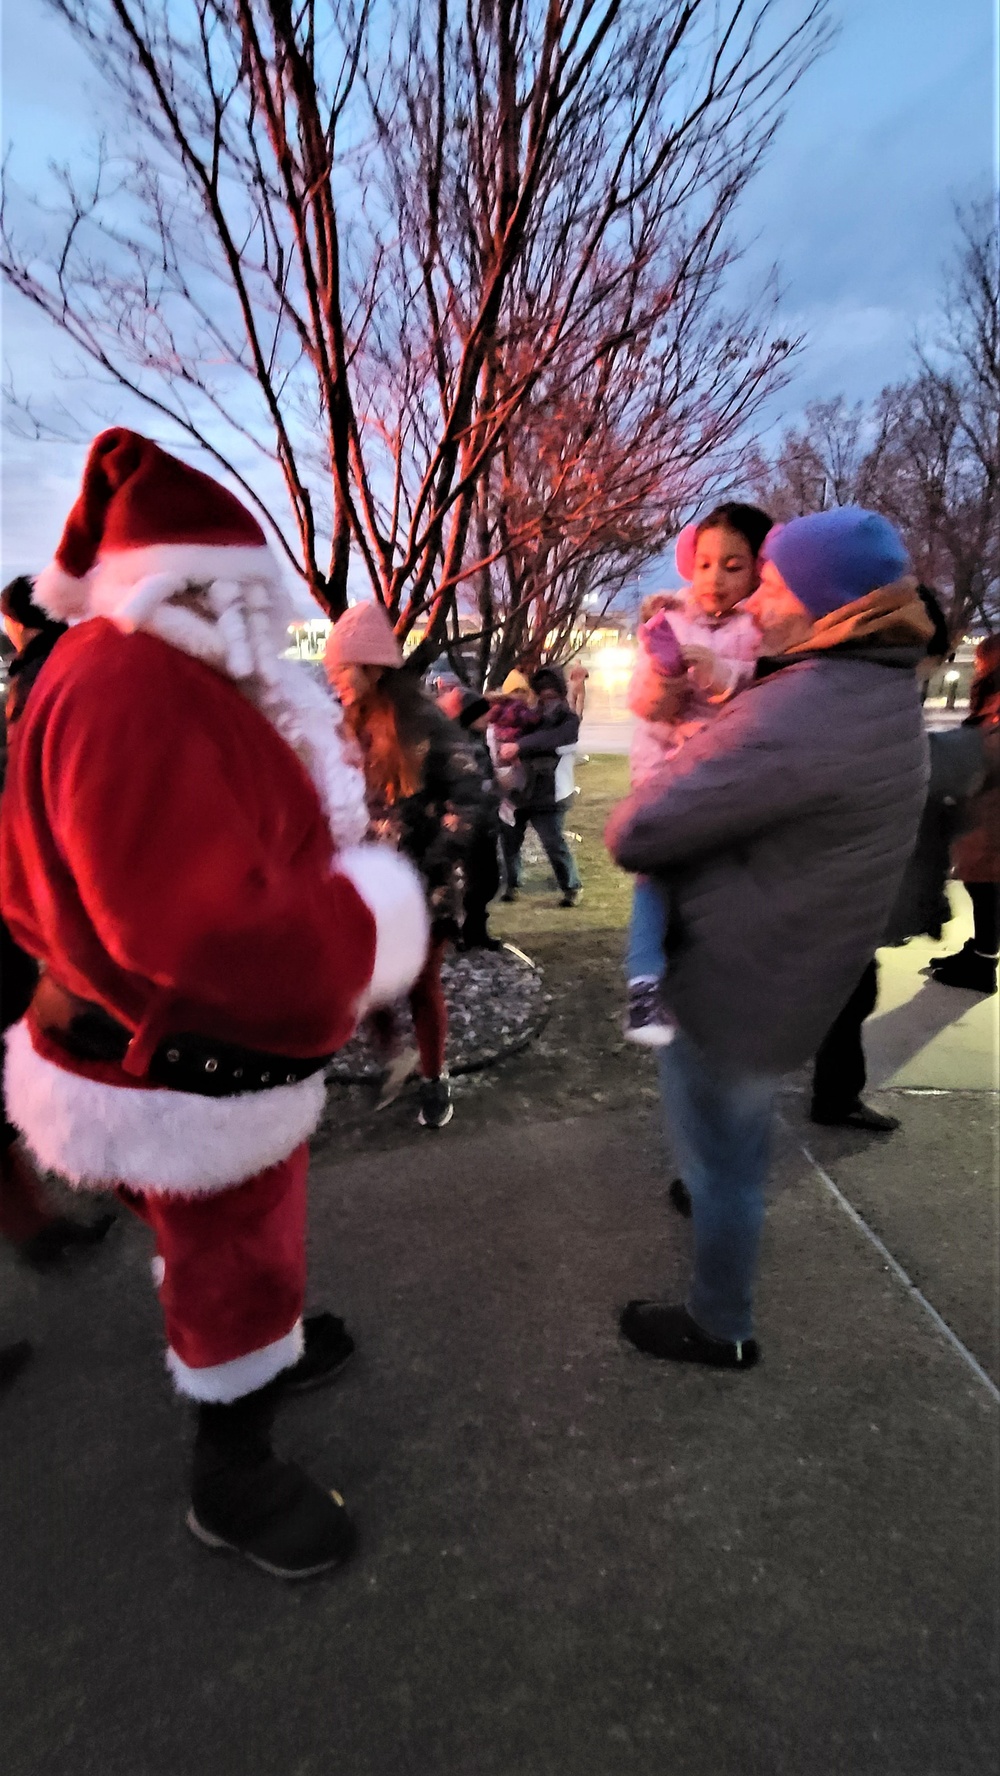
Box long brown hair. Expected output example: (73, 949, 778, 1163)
(343, 668, 432, 804)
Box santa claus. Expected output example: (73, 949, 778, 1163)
(0, 428, 428, 1578)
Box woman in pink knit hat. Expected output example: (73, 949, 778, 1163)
(325, 603, 488, 1126)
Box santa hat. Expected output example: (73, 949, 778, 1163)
(33, 428, 280, 625)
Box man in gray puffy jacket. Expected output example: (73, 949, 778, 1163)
(606, 509, 932, 1370)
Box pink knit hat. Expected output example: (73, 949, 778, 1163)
(324, 599, 403, 671)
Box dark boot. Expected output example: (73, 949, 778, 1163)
(188, 1380, 355, 1579)
(929, 942, 998, 994)
(281, 1313, 355, 1393)
(619, 1301, 759, 1369)
(810, 1099, 900, 1132)
(19, 1211, 116, 1270)
(0, 1340, 33, 1388)
(668, 1177, 692, 1217)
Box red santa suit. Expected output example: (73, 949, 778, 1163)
(0, 429, 428, 1403)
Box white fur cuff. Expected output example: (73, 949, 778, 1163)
(337, 844, 430, 1009)
(3, 1020, 326, 1195)
(166, 1321, 304, 1402)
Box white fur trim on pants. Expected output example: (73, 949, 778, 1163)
(3, 1019, 326, 1196)
(166, 1320, 304, 1402)
(337, 844, 430, 1009)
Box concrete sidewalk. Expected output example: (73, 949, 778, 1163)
(2, 1080, 997, 1774)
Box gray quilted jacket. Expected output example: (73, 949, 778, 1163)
(606, 647, 929, 1072)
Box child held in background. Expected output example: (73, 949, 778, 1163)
(624, 502, 773, 1044)
(486, 669, 541, 824)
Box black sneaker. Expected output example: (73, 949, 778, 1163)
(500, 887, 519, 903)
(623, 981, 676, 1048)
(559, 887, 582, 908)
(418, 1076, 454, 1129)
(619, 1301, 758, 1369)
(282, 1314, 355, 1393)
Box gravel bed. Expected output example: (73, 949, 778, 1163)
(326, 944, 548, 1083)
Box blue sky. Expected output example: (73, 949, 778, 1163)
(0, 0, 995, 600)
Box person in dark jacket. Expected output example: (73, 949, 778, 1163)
(606, 509, 931, 1370)
(497, 664, 582, 907)
(453, 692, 503, 949)
(1, 575, 114, 1268)
(326, 602, 488, 1128)
(809, 586, 953, 1132)
(929, 634, 1000, 995)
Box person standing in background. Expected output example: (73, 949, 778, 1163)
(929, 634, 1000, 996)
(326, 602, 488, 1127)
(567, 663, 589, 719)
(1, 575, 115, 1269)
(498, 665, 582, 907)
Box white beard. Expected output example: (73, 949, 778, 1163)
(113, 575, 370, 853)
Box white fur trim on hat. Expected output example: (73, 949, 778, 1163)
(89, 542, 281, 621)
(3, 1019, 326, 1196)
(336, 844, 429, 1009)
(32, 560, 93, 620)
(165, 1321, 304, 1402)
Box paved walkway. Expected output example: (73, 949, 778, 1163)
(2, 933, 997, 1776)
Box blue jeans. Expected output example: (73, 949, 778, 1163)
(501, 805, 581, 893)
(626, 876, 668, 981)
(657, 1030, 779, 1343)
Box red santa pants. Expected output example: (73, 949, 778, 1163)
(120, 1143, 308, 1402)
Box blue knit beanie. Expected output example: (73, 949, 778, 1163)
(762, 507, 910, 619)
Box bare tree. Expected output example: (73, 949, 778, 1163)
(3, 0, 830, 647)
(746, 394, 893, 517)
(749, 206, 1000, 634)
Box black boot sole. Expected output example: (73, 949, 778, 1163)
(281, 1345, 355, 1394)
(185, 1497, 356, 1579)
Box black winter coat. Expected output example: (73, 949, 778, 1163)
(368, 703, 490, 938)
(513, 703, 581, 814)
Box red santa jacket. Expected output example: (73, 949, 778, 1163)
(1, 619, 427, 1194)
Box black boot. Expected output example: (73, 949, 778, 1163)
(281, 1312, 355, 1393)
(188, 1380, 355, 1579)
(929, 942, 998, 995)
(619, 1301, 759, 1369)
(19, 1211, 116, 1270)
(810, 1099, 900, 1132)
(668, 1177, 692, 1217)
(0, 1340, 33, 1388)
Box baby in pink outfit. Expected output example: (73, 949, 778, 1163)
(623, 502, 773, 1045)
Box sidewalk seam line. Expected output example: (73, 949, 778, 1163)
(785, 1122, 1000, 1405)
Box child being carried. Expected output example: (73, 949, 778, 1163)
(624, 502, 773, 1045)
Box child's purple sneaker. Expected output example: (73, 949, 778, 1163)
(623, 980, 676, 1047)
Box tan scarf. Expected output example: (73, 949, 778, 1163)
(786, 577, 934, 655)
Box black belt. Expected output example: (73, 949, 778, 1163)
(32, 978, 332, 1099)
